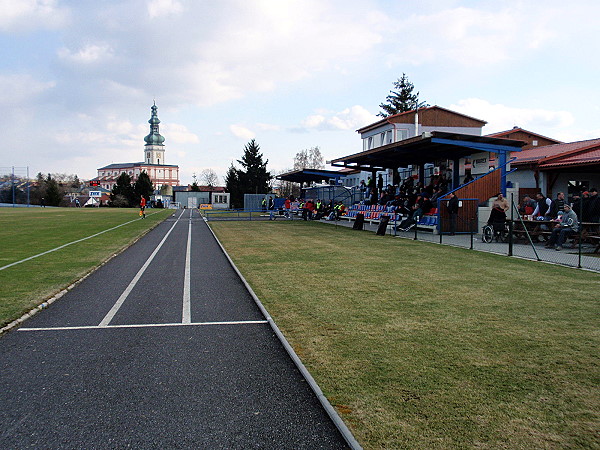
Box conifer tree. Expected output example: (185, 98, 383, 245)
(134, 171, 154, 204)
(378, 73, 428, 117)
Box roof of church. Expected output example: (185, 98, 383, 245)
(98, 162, 179, 170)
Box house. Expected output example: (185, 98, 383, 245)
(509, 138, 600, 200)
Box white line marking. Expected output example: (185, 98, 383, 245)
(0, 211, 163, 272)
(18, 320, 268, 332)
(182, 211, 192, 324)
(98, 209, 185, 327)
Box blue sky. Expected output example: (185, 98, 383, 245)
(2, 0, 599, 185)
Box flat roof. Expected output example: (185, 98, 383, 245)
(276, 168, 348, 184)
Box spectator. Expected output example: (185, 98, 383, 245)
(268, 196, 275, 220)
(547, 192, 566, 220)
(284, 196, 292, 219)
(519, 194, 536, 216)
(532, 193, 552, 219)
(546, 204, 579, 250)
(492, 193, 509, 212)
(587, 188, 600, 222)
(447, 192, 459, 235)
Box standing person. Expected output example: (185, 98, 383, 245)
(588, 188, 600, 223)
(140, 195, 147, 219)
(268, 196, 275, 220)
(447, 192, 459, 235)
(284, 196, 292, 220)
(532, 193, 551, 219)
(547, 192, 566, 220)
(492, 193, 509, 212)
(546, 204, 579, 250)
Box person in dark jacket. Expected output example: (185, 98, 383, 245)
(447, 192, 459, 235)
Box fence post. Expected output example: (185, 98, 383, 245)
(508, 193, 514, 256)
(470, 218, 474, 250)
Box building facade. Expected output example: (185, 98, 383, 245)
(95, 103, 180, 191)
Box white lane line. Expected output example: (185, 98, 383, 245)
(98, 209, 185, 327)
(18, 320, 268, 332)
(0, 211, 164, 272)
(182, 210, 192, 324)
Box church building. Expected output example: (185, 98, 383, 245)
(95, 102, 180, 190)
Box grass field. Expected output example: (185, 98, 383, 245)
(210, 220, 600, 449)
(0, 207, 172, 327)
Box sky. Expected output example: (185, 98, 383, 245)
(2, 0, 599, 185)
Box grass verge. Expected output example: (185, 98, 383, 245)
(210, 220, 600, 449)
(0, 207, 172, 327)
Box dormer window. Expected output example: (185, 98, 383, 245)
(153, 126, 158, 133)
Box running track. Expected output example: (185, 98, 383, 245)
(0, 209, 351, 448)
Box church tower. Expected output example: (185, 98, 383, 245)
(144, 101, 166, 165)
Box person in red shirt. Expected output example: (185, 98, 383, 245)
(140, 195, 147, 219)
(284, 197, 292, 219)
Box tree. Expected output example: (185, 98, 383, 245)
(224, 163, 242, 208)
(237, 139, 271, 195)
(111, 172, 135, 207)
(134, 171, 154, 205)
(44, 174, 62, 206)
(293, 146, 324, 170)
(190, 181, 201, 192)
(200, 168, 219, 187)
(378, 73, 428, 117)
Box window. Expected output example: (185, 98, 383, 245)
(396, 129, 409, 141)
(368, 136, 373, 149)
(532, 140, 538, 146)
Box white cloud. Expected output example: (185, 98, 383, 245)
(450, 98, 575, 133)
(229, 124, 255, 140)
(382, 4, 562, 67)
(0, 74, 55, 106)
(0, 0, 68, 32)
(147, 0, 183, 19)
(300, 105, 377, 131)
(58, 44, 114, 64)
(162, 123, 200, 144)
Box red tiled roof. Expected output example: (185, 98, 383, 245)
(540, 148, 600, 169)
(512, 138, 600, 165)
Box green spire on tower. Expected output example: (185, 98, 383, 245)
(144, 101, 165, 146)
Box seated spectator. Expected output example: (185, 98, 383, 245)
(546, 204, 579, 250)
(519, 194, 536, 216)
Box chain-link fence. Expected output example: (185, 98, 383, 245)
(390, 198, 600, 272)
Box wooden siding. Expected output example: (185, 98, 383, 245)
(389, 108, 485, 128)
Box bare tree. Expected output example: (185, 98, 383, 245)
(272, 168, 300, 198)
(293, 146, 324, 170)
(200, 168, 219, 187)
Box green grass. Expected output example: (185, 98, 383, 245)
(0, 207, 172, 327)
(210, 220, 600, 449)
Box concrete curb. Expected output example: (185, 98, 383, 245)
(205, 218, 362, 450)
(0, 211, 172, 336)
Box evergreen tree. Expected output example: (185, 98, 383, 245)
(237, 139, 271, 195)
(190, 181, 201, 192)
(378, 73, 428, 117)
(134, 171, 154, 205)
(111, 172, 135, 207)
(45, 174, 62, 206)
(224, 163, 242, 208)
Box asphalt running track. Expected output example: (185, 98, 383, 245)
(0, 209, 352, 449)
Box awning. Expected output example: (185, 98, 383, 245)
(276, 168, 348, 184)
(330, 131, 526, 171)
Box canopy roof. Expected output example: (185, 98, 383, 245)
(276, 168, 347, 184)
(331, 131, 526, 171)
